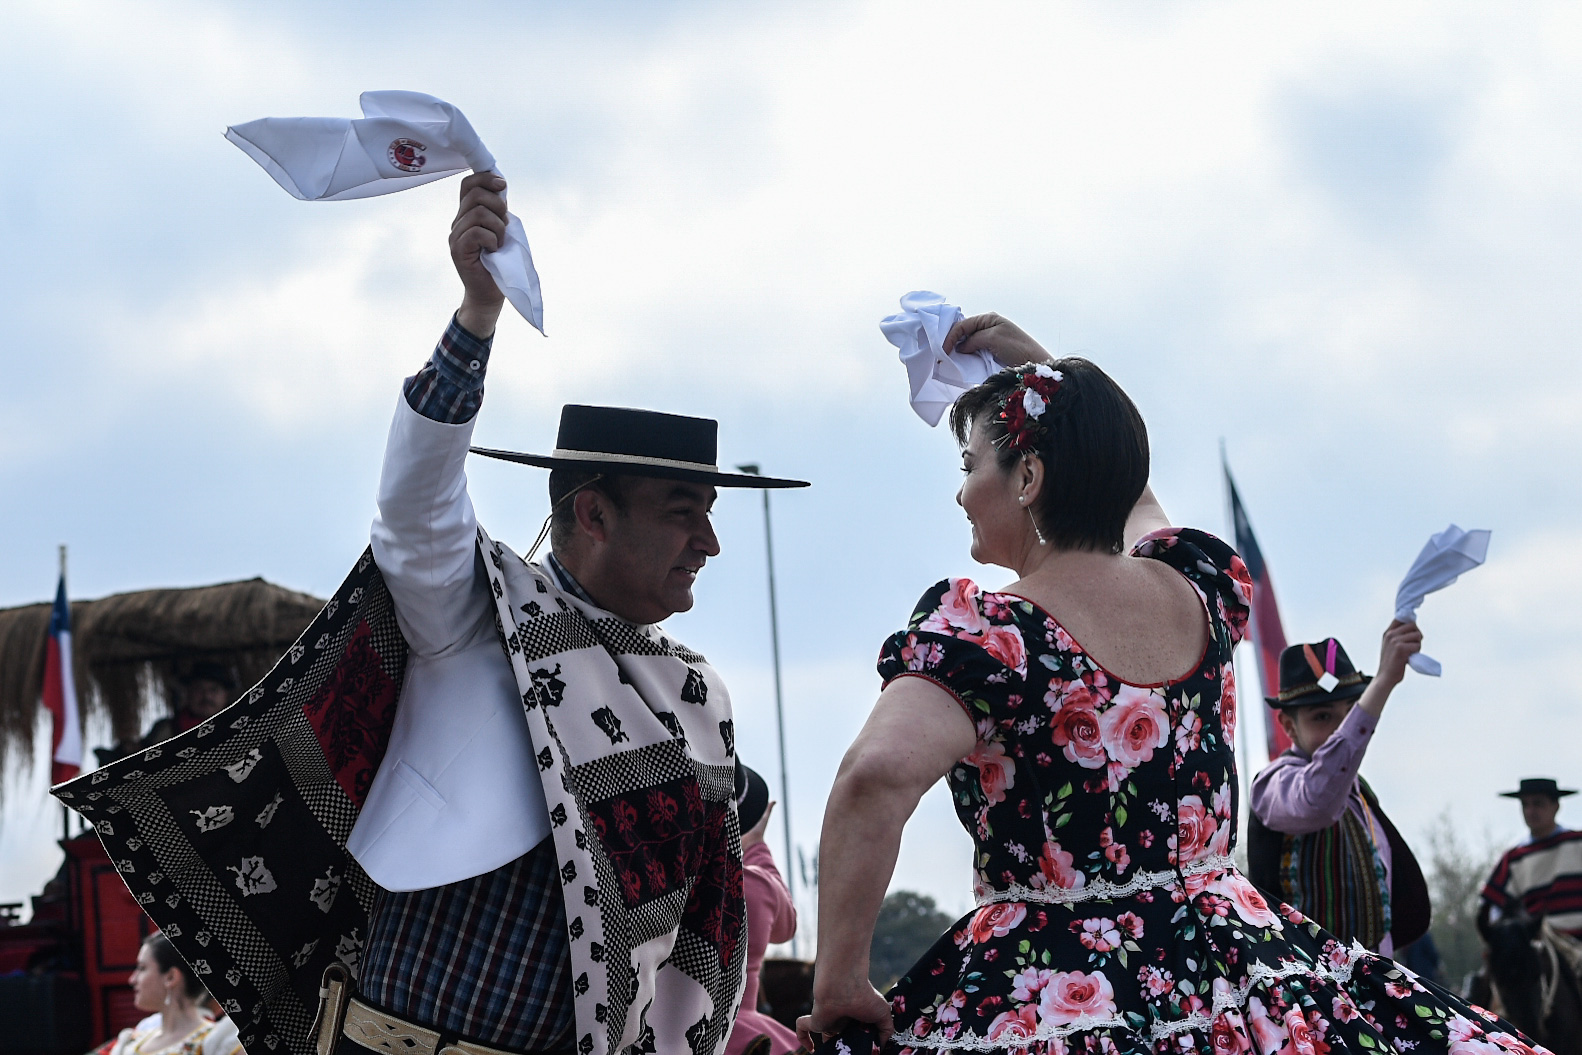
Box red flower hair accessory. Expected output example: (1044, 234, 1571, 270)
(995, 364, 1064, 453)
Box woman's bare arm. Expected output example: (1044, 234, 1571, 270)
(943, 313, 1053, 368)
(1124, 484, 1171, 549)
(799, 677, 977, 1047)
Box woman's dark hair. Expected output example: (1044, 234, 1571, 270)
(143, 933, 205, 999)
(949, 357, 1149, 553)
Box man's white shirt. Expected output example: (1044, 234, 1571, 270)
(348, 395, 551, 891)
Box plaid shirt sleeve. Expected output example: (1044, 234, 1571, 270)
(402, 314, 495, 424)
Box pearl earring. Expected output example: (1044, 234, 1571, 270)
(1029, 509, 1047, 546)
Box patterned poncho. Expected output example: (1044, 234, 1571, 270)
(55, 530, 746, 1055)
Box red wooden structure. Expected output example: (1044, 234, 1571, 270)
(65, 833, 155, 1040)
(0, 834, 152, 1053)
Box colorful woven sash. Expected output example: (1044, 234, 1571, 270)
(1276, 779, 1392, 950)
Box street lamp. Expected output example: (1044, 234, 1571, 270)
(735, 463, 797, 951)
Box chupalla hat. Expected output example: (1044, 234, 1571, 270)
(1499, 777, 1577, 800)
(472, 405, 807, 489)
(734, 761, 771, 833)
(1265, 638, 1371, 710)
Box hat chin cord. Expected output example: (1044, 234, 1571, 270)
(525, 474, 605, 563)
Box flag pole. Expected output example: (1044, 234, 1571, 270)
(59, 544, 70, 842)
(1220, 443, 1254, 833)
(736, 464, 798, 956)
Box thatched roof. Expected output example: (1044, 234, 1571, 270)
(0, 578, 324, 785)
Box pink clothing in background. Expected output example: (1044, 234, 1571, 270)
(1248, 704, 1395, 955)
(725, 842, 799, 1055)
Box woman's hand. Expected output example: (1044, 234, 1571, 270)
(741, 801, 774, 848)
(797, 976, 894, 1051)
(944, 313, 1053, 368)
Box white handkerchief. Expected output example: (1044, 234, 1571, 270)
(881, 291, 999, 426)
(226, 91, 544, 334)
(1393, 524, 1491, 676)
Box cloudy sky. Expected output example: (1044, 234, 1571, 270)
(4, 1, 1581, 938)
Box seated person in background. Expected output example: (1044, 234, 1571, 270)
(1480, 777, 1582, 938)
(95, 661, 239, 766)
(1247, 628, 1431, 955)
(143, 661, 237, 744)
(726, 764, 799, 1055)
(96, 933, 240, 1055)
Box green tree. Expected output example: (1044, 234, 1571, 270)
(869, 890, 957, 990)
(1422, 809, 1501, 993)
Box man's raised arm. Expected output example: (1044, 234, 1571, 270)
(370, 173, 512, 656)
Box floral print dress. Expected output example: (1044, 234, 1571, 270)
(875, 528, 1547, 1055)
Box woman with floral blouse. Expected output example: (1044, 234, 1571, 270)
(798, 315, 1547, 1054)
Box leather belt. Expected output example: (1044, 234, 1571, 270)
(313, 964, 533, 1055)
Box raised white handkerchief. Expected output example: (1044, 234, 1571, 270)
(881, 291, 999, 426)
(226, 91, 544, 334)
(1393, 524, 1491, 676)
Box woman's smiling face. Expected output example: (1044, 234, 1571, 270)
(956, 418, 1027, 568)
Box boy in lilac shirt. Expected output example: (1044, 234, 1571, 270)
(1247, 623, 1431, 955)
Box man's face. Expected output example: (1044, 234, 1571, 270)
(1520, 792, 1560, 839)
(1279, 700, 1354, 756)
(586, 477, 720, 624)
(182, 678, 230, 719)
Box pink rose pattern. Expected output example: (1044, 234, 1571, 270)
(877, 529, 1546, 1054)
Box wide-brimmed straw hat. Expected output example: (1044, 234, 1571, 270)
(1499, 778, 1577, 800)
(1265, 638, 1372, 710)
(471, 405, 808, 489)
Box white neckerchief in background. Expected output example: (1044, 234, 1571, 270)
(226, 91, 544, 334)
(881, 291, 999, 426)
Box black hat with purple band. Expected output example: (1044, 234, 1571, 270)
(1265, 638, 1372, 710)
(472, 404, 808, 489)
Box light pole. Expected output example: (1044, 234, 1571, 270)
(736, 463, 796, 950)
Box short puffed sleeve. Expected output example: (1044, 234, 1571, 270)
(876, 577, 1025, 724)
(1131, 527, 1252, 646)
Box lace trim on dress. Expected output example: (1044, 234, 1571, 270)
(894, 1012, 1132, 1052)
(974, 854, 1237, 907)
(1146, 943, 1368, 1040)
(889, 940, 1375, 1051)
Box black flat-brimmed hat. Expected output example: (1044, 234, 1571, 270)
(1265, 638, 1372, 709)
(1500, 777, 1577, 800)
(181, 660, 237, 691)
(734, 761, 771, 833)
(471, 405, 808, 489)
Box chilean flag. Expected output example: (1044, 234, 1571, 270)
(43, 575, 82, 785)
(1223, 462, 1294, 760)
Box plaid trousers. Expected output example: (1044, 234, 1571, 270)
(358, 837, 576, 1050)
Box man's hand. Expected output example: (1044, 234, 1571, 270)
(741, 801, 774, 848)
(943, 313, 1053, 368)
(1376, 619, 1424, 689)
(450, 172, 508, 338)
